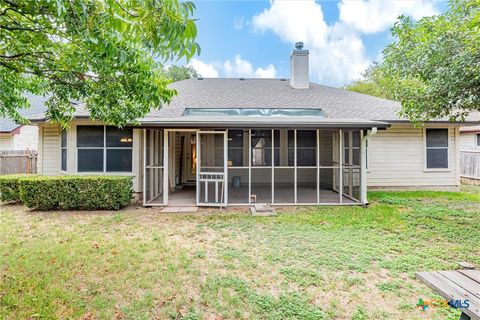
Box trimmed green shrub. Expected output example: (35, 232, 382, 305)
(19, 176, 132, 210)
(0, 174, 37, 204)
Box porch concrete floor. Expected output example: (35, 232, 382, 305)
(228, 186, 356, 204)
(168, 187, 196, 206)
(147, 186, 357, 206)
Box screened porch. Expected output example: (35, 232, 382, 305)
(143, 128, 367, 206)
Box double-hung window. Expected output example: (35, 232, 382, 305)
(425, 128, 449, 169)
(61, 130, 67, 171)
(77, 126, 133, 172)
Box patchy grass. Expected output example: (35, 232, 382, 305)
(1, 190, 479, 319)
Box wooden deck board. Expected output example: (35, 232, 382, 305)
(438, 271, 480, 299)
(416, 270, 480, 320)
(458, 270, 480, 284)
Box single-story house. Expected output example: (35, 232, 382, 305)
(0, 94, 47, 151)
(28, 43, 480, 207)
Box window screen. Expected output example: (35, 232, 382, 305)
(106, 127, 133, 147)
(77, 126, 104, 147)
(78, 149, 104, 172)
(77, 126, 133, 172)
(426, 129, 448, 168)
(477, 134, 480, 147)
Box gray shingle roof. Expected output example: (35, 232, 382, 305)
(144, 78, 404, 121)
(0, 94, 48, 132)
(26, 78, 480, 125)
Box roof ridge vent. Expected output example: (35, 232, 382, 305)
(239, 77, 245, 81)
(280, 78, 287, 81)
(197, 76, 204, 80)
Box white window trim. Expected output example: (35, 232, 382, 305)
(423, 127, 451, 172)
(76, 125, 133, 173)
(60, 129, 67, 173)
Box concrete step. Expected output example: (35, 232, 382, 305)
(250, 204, 277, 216)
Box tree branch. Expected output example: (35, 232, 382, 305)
(113, 0, 139, 17)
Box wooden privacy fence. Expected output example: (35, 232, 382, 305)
(0, 150, 37, 174)
(460, 150, 480, 182)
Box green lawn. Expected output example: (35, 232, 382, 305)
(1, 189, 479, 319)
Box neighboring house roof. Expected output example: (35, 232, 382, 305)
(26, 78, 480, 126)
(0, 94, 48, 133)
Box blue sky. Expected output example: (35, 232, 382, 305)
(183, 0, 446, 86)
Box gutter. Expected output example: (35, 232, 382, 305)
(360, 127, 377, 205)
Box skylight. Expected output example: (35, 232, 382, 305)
(183, 108, 325, 117)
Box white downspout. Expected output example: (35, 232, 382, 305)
(360, 127, 377, 205)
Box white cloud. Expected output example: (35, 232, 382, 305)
(252, 0, 328, 49)
(338, 0, 438, 34)
(255, 64, 276, 78)
(233, 16, 245, 31)
(188, 58, 219, 78)
(224, 55, 254, 77)
(223, 54, 276, 78)
(252, 0, 370, 85)
(250, 0, 439, 85)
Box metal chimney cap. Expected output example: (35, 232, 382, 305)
(295, 42, 304, 50)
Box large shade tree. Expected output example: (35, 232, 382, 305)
(0, 0, 200, 127)
(346, 0, 480, 122)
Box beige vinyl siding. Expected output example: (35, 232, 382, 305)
(0, 134, 12, 150)
(12, 125, 39, 150)
(460, 132, 479, 150)
(39, 125, 61, 175)
(367, 124, 459, 189)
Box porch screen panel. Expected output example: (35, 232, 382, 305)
(296, 130, 317, 203)
(318, 130, 341, 203)
(273, 129, 294, 203)
(198, 132, 225, 205)
(297, 168, 317, 203)
(251, 168, 272, 203)
(144, 129, 164, 205)
(228, 130, 249, 204)
(251, 130, 273, 203)
(342, 131, 361, 202)
(228, 168, 249, 203)
(319, 168, 340, 203)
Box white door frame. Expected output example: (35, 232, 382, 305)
(196, 130, 228, 207)
(162, 129, 199, 206)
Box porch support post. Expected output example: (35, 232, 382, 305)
(360, 127, 377, 205)
(143, 129, 147, 206)
(163, 130, 169, 205)
(339, 129, 343, 203)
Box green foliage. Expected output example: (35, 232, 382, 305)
(381, 0, 480, 122)
(344, 64, 398, 100)
(164, 65, 198, 82)
(346, 0, 480, 123)
(19, 175, 132, 210)
(0, 0, 200, 127)
(0, 174, 36, 203)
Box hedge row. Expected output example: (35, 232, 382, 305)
(0, 175, 132, 210)
(0, 174, 35, 203)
